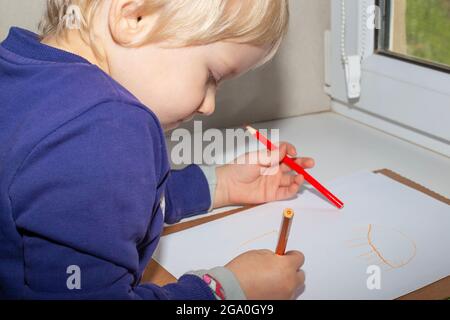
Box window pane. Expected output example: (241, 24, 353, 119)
(383, 0, 450, 69)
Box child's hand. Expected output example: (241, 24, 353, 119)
(214, 143, 315, 208)
(226, 249, 305, 300)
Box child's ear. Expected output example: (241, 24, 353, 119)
(108, 0, 154, 46)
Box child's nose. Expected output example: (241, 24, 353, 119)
(198, 103, 215, 116)
(197, 87, 216, 116)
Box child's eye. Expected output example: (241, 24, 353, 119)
(208, 70, 219, 86)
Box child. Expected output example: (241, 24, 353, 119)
(0, 0, 314, 300)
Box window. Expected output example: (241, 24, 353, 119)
(377, 0, 450, 72)
(329, 0, 450, 157)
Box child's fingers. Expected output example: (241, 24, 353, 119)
(275, 144, 289, 164)
(298, 157, 315, 168)
(294, 174, 305, 185)
(256, 144, 288, 168)
(248, 145, 307, 171)
(275, 183, 300, 200)
(297, 269, 306, 285)
(284, 250, 305, 269)
(252, 143, 301, 168)
(289, 157, 314, 169)
(286, 143, 297, 157)
(272, 141, 296, 154)
(280, 174, 295, 187)
(280, 157, 315, 173)
(280, 173, 305, 187)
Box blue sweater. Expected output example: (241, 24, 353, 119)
(0, 27, 214, 300)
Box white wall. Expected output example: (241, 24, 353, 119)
(0, 0, 45, 40)
(0, 0, 331, 130)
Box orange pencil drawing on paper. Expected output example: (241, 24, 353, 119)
(366, 224, 417, 269)
(236, 230, 278, 250)
(349, 224, 417, 270)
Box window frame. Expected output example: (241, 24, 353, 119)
(329, 0, 450, 157)
(375, 0, 450, 74)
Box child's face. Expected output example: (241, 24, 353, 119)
(107, 41, 269, 130)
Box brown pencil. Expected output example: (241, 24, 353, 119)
(275, 208, 295, 255)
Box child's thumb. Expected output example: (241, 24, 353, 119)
(272, 143, 288, 166)
(256, 145, 286, 167)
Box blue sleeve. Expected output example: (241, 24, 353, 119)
(164, 165, 212, 224)
(8, 101, 214, 300)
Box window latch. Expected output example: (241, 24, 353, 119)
(344, 55, 362, 99)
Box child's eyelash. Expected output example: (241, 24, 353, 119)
(208, 70, 219, 85)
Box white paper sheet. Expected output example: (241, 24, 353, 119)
(154, 172, 450, 299)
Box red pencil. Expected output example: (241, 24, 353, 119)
(246, 126, 344, 209)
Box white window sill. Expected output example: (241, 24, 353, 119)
(174, 112, 450, 222)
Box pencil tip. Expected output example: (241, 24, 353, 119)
(283, 208, 294, 218)
(245, 125, 257, 135)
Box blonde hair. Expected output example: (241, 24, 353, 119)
(40, 0, 289, 63)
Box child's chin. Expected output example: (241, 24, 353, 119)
(163, 121, 182, 131)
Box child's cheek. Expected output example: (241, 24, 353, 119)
(175, 84, 207, 117)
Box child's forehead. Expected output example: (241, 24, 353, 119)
(212, 42, 271, 63)
(206, 41, 271, 77)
